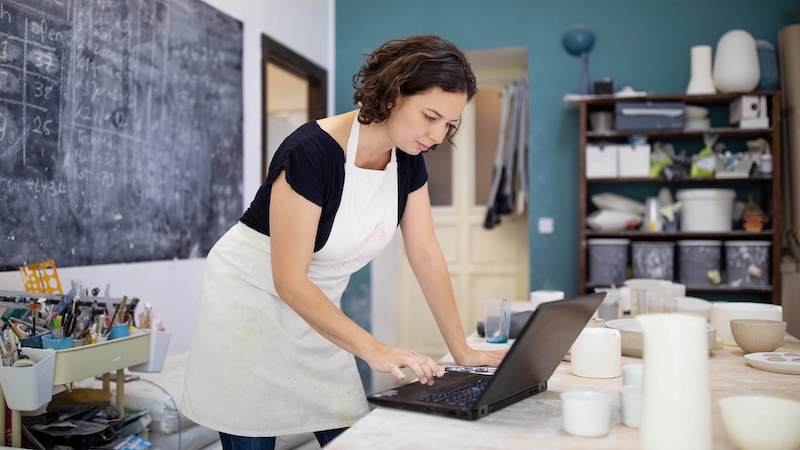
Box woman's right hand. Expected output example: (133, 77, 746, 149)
(364, 345, 445, 386)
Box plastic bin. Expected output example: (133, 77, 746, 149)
(676, 189, 736, 232)
(588, 239, 630, 285)
(0, 348, 56, 411)
(51, 330, 149, 385)
(725, 241, 771, 287)
(632, 241, 675, 280)
(678, 240, 722, 286)
(130, 330, 171, 373)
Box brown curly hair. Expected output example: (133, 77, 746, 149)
(352, 35, 477, 149)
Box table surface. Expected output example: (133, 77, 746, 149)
(329, 334, 800, 450)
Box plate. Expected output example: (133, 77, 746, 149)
(744, 352, 800, 375)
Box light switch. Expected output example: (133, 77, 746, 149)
(538, 217, 554, 234)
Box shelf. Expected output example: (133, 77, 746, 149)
(586, 281, 772, 294)
(587, 176, 772, 184)
(577, 90, 783, 306)
(571, 90, 779, 106)
(684, 285, 773, 293)
(586, 127, 773, 140)
(585, 230, 773, 240)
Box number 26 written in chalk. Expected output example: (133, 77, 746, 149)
(32, 116, 53, 135)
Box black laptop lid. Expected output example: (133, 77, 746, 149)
(476, 293, 605, 406)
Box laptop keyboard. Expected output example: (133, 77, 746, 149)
(419, 378, 490, 408)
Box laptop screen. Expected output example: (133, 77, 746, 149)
(476, 293, 605, 406)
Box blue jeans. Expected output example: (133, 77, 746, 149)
(219, 428, 347, 450)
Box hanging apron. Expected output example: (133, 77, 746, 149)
(181, 114, 398, 437)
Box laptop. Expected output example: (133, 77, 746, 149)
(367, 293, 605, 421)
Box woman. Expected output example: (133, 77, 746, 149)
(181, 35, 506, 449)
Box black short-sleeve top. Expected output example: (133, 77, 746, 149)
(239, 121, 429, 252)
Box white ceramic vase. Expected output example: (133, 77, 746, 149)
(687, 45, 716, 94)
(713, 29, 760, 93)
(638, 314, 711, 450)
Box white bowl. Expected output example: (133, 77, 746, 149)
(719, 396, 800, 450)
(685, 105, 710, 119)
(676, 296, 713, 321)
(711, 302, 783, 346)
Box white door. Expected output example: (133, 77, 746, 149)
(382, 87, 529, 358)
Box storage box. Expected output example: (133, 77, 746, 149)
(618, 144, 651, 177)
(725, 241, 771, 287)
(586, 144, 618, 178)
(0, 348, 56, 411)
(588, 239, 630, 285)
(51, 330, 149, 385)
(730, 95, 769, 128)
(615, 101, 685, 130)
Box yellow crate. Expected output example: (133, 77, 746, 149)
(51, 330, 150, 385)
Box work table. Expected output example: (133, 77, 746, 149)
(329, 335, 800, 450)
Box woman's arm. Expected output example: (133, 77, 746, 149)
(270, 172, 444, 384)
(400, 183, 506, 367)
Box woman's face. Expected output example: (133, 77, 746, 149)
(386, 87, 468, 155)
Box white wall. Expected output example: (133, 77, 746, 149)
(0, 0, 335, 355)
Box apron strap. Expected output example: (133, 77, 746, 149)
(346, 113, 360, 166)
(347, 111, 398, 166)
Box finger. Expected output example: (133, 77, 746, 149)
(389, 365, 406, 380)
(427, 358, 444, 377)
(419, 358, 439, 385)
(405, 359, 428, 384)
(417, 356, 436, 384)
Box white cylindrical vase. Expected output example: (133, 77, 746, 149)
(687, 45, 716, 94)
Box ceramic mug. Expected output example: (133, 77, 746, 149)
(561, 390, 613, 437)
(571, 328, 622, 378)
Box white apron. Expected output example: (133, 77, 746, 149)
(181, 114, 398, 436)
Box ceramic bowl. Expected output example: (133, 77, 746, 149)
(711, 302, 783, 346)
(685, 105, 710, 119)
(676, 296, 712, 321)
(730, 319, 785, 353)
(719, 396, 800, 450)
(604, 319, 716, 358)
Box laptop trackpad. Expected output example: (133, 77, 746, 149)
(374, 372, 484, 402)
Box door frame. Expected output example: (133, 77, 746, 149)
(261, 34, 327, 180)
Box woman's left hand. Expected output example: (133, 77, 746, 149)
(453, 348, 507, 368)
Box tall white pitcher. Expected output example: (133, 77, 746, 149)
(636, 314, 711, 450)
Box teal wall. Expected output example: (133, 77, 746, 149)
(337, 2, 799, 389)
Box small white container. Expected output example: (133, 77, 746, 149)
(586, 144, 618, 178)
(130, 330, 172, 373)
(0, 348, 56, 411)
(618, 144, 651, 177)
(561, 391, 613, 437)
(623, 363, 643, 386)
(676, 189, 736, 232)
(571, 328, 622, 378)
(530, 290, 564, 310)
(620, 385, 642, 428)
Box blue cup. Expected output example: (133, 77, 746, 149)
(108, 323, 130, 340)
(42, 336, 73, 350)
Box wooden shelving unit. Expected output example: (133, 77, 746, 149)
(576, 91, 783, 305)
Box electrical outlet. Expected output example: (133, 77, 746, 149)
(538, 217, 554, 234)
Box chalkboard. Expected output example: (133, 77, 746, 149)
(0, 0, 243, 269)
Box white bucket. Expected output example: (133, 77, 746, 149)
(0, 348, 56, 411)
(130, 330, 172, 373)
(676, 189, 736, 231)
